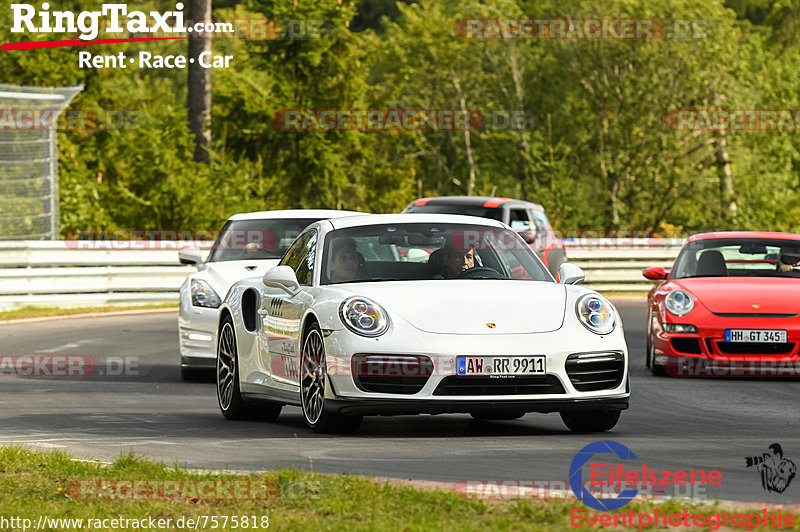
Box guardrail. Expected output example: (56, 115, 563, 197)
(0, 241, 212, 311)
(0, 239, 684, 310)
(563, 238, 683, 293)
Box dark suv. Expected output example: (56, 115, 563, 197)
(402, 196, 567, 279)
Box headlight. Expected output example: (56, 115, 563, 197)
(340, 296, 389, 337)
(576, 294, 615, 335)
(664, 290, 694, 316)
(663, 323, 698, 333)
(191, 279, 221, 308)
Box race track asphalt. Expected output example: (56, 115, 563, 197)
(1, 300, 799, 504)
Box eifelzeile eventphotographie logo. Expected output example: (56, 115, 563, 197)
(569, 441, 722, 511)
(568, 441, 797, 530)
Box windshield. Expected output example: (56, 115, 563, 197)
(671, 238, 800, 279)
(320, 222, 551, 284)
(404, 204, 504, 221)
(207, 218, 319, 262)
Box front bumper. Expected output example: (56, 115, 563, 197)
(326, 394, 629, 416)
(653, 313, 800, 377)
(178, 302, 219, 369)
(320, 324, 630, 408)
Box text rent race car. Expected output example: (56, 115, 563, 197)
(177, 209, 362, 380)
(643, 231, 800, 377)
(215, 214, 629, 433)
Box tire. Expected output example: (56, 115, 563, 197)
(560, 409, 621, 432)
(300, 321, 363, 434)
(217, 314, 281, 421)
(645, 317, 652, 369)
(470, 410, 526, 421)
(648, 324, 666, 376)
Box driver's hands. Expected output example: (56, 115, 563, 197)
(780, 263, 794, 272)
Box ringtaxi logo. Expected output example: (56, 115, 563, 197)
(570, 441, 722, 511)
(11, 3, 203, 42)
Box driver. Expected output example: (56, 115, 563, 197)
(442, 242, 475, 279)
(329, 237, 360, 283)
(778, 245, 800, 273)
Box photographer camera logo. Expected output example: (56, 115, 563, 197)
(745, 444, 796, 494)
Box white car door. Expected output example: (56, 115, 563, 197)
(262, 230, 317, 389)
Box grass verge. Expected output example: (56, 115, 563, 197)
(0, 304, 177, 321)
(0, 446, 796, 531)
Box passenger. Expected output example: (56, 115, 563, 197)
(442, 242, 476, 279)
(329, 237, 360, 283)
(778, 246, 800, 273)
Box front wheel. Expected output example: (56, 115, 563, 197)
(300, 322, 362, 434)
(648, 324, 666, 376)
(560, 409, 621, 432)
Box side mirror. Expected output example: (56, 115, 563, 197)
(558, 263, 585, 285)
(643, 266, 668, 280)
(518, 230, 537, 245)
(263, 265, 301, 295)
(179, 248, 204, 265)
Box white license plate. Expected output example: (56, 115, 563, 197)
(725, 329, 787, 343)
(456, 356, 545, 376)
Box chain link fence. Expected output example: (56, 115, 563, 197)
(0, 84, 83, 240)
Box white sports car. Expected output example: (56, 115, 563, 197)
(177, 209, 362, 380)
(215, 214, 629, 433)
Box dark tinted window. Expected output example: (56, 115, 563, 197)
(321, 222, 551, 284)
(279, 231, 317, 285)
(672, 238, 800, 279)
(405, 204, 504, 221)
(207, 218, 318, 262)
(508, 208, 531, 230)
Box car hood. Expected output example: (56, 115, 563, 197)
(672, 277, 800, 314)
(339, 281, 566, 334)
(204, 259, 280, 296)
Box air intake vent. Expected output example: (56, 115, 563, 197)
(351, 354, 433, 394)
(433, 375, 565, 396)
(565, 352, 624, 391)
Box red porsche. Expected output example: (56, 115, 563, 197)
(643, 231, 800, 377)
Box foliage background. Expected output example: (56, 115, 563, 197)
(0, 0, 798, 236)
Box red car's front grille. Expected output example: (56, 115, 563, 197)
(711, 312, 798, 318)
(713, 341, 795, 356)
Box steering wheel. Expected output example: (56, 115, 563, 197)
(456, 266, 507, 280)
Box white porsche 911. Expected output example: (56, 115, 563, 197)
(215, 214, 629, 433)
(177, 209, 362, 380)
